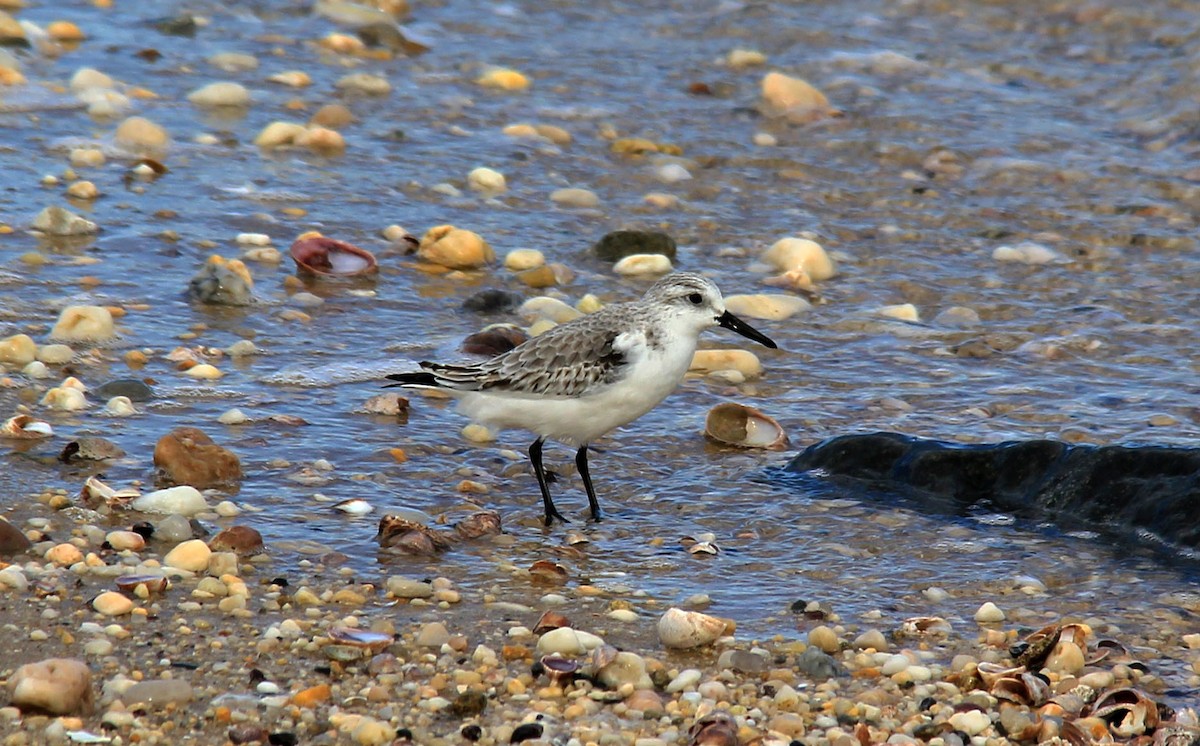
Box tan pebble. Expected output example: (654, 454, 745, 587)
(723, 293, 809, 321)
(92, 591, 134, 616)
(974, 601, 1005, 623)
(47, 21, 86, 41)
(467, 167, 506, 192)
(46, 543, 84, 565)
(184, 363, 223, 379)
(297, 126, 346, 154)
(534, 124, 570, 143)
(51, 305, 115, 342)
(1044, 641, 1085, 675)
(335, 73, 390, 96)
(504, 248, 545, 271)
(477, 67, 529, 91)
(0, 333, 36, 365)
(114, 116, 169, 153)
(268, 70, 311, 87)
(761, 71, 834, 117)
(729, 49, 767, 68)
(163, 539, 212, 573)
(462, 424, 495, 443)
(761, 237, 836, 280)
(105, 531, 145, 551)
(613, 253, 672, 276)
(321, 32, 365, 54)
(418, 225, 494, 269)
(874, 303, 917, 322)
(66, 181, 100, 200)
(69, 148, 105, 168)
(291, 683, 331, 708)
(255, 121, 307, 149)
(643, 192, 680, 209)
(550, 187, 599, 208)
(188, 81, 250, 107)
(807, 625, 841, 654)
(516, 265, 556, 288)
(689, 349, 762, 378)
(310, 103, 355, 128)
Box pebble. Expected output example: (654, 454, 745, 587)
(164, 539, 212, 572)
(948, 709, 992, 736)
(70, 68, 114, 92)
(8, 658, 93, 715)
(69, 149, 105, 168)
(336, 73, 391, 96)
(550, 187, 599, 207)
(33, 206, 98, 236)
(387, 576, 434, 598)
(728, 49, 767, 67)
(105, 531, 145, 551)
(655, 163, 692, 183)
(723, 293, 810, 321)
(114, 116, 170, 153)
(690, 349, 762, 378)
(208, 52, 258, 72)
(613, 253, 673, 276)
(761, 71, 834, 118)
(132, 486, 208, 516)
(188, 81, 251, 107)
(46, 543, 84, 566)
(535, 627, 589, 656)
(418, 225, 494, 269)
(92, 591, 134, 616)
(477, 67, 530, 90)
(807, 625, 841, 654)
(218, 408, 249, 425)
(974, 601, 1006, 623)
(50, 305, 114, 342)
(665, 668, 702, 693)
(657, 608, 726, 649)
(0, 333, 36, 365)
(760, 237, 836, 281)
(269, 70, 312, 88)
(41, 386, 89, 411)
(122, 679, 194, 708)
(877, 303, 919, 322)
(992, 241, 1061, 264)
(416, 622, 450, 647)
(504, 248, 546, 271)
(0, 520, 32, 557)
(184, 363, 224, 379)
(468, 167, 507, 192)
(153, 514, 194, 543)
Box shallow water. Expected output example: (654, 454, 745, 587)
(3, 0, 1200, 699)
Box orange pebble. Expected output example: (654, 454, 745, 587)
(291, 683, 331, 708)
(389, 448, 407, 463)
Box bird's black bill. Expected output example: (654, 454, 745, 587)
(717, 311, 778, 349)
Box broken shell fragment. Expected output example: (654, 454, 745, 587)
(1, 414, 53, 439)
(115, 574, 169, 594)
(538, 655, 579, 686)
(688, 709, 739, 746)
(532, 610, 571, 635)
(1086, 688, 1160, 737)
(289, 234, 378, 277)
(376, 515, 452, 554)
(326, 626, 394, 653)
(333, 498, 374, 516)
(704, 402, 788, 450)
(529, 559, 569, 585)
(452, 510, 501, 540)
(657, 607, 727, 649)
(80, 476, 140, 508)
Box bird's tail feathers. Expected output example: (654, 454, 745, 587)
(385, 362, 485, 391)
(384, 371, 439, 388)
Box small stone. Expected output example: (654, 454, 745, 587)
(164, 539, 212, 573)
(70, 68, 114, 92)
(613, 253, 673, 276)
(535, 627, 587, 656)
(32, 206, 98, 236)
(254, 121, 307, 149)
(190, 255, 253, 305)
(114, 116, 170, 154)
(7, 658, 93, 715)
(690, 349, 762, 378)
(132, 486, 207, 516)
(416, 622, 450, 648)
(291, 683, 331, 708)
(877, 303, 919, 322)
(504, 248, 545, 271)
(807, 625, 841, 654)
(41, 386, 89, 411)
(387, 576, 434, 598)
(69, 148, 105, 169)
(761, 71, 835, 120)
(948, 710, 992, 737)
(592, 230, 676, 262)
(47, 21, 86, 41)
(656, 163, 692, 183)
(36, 343, 74, 365)
(208, 52, 258, 72)
(46, 543, 84, 566)
(418, 225, 494, 269)
(723, 293, 809, 321)
(728, 49, 767, 67)
(188, 81, 251, 107)
(66, 180, 99, 200)
(208, 525, 263, 556)
(153, 514, 194, 542)
(105, 531, 145, 552)
(154, 427, 242, 488)
(760, 237, 836, 281)
(92, 591, 134, 616)
(1044, 641, 1085, 675)
(550, 187, 599, 208)
(50, 305, 114, 342)
(477, 67, 529, 91)
(0, 519, 32, 557)
(974, 601, 1005, 623)
(468, 167, 507, 192)
(0, 333, 36, 365)
(122, 679, 194, 709)
(336, 72, 391, 95)
(269, 70, 313, 88)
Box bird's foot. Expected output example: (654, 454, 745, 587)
(542, 508, 570, 526)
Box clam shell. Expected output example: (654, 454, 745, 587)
(326, 626, 394, 652)
(657, 607, 726, 649)
(115, 574, 169, 594)
(1, 414, 53, 439)
(290, 235, 378, 277)
(704, 402, 788, 450)
(532, 610, 570, 635)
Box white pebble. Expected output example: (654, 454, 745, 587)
(467, 167, 507, 192)
(752, 132, 777, 147)
(974, 601, 1005, 623)
(550, 187, 599, 208)
(877, 303, 919, 322)
(656, 163, 692, 183)
(104, 396, 138, 417)
(504, 248, 545, 271)
(236, 233, 271, 246)
(992, 241, 1061, 265)
(218, 408, 249, 425)
(613, 253, 673, 276)
(188, 81, 251, 107)
(184, 364, 223, 379)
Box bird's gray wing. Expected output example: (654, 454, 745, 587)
(422, 311, 631, 397)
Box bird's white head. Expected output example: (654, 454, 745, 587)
(643, 272, 778, 349)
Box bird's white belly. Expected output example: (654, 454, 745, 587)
(457, 339, 695, 446)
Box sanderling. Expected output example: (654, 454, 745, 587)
(386, 271, 778, 525)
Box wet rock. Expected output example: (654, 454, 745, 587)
(596, 651, 653, 690)
(149, 14, 198, 36)
(132, 486, 208, 517)
(94, 378, 154, 402)
(92, 591, 134, 616)
(60, 436, 125, 462)
(122, 679, 194, 708)
(614, 253, 673, 276)
(41, 386, 89, 411)
(50, 305, 115, 342)
(462, 288, 522, 314)
(8, 658, 94, 715)
(386, 576, 434, 599)
(723, 293, 809, 321)
(784, 432, 1200, 551)
(415, 622, 450, 647)
(417, 225, 494, 269)
(154, 427, 242, 488)
(0, 518, 31, 557)
(476, 66, 529, 90)
(208, 525, 263, 556)
(760, 237, 836, 281)
(468, 166, 506, 192)
(504, 248, 545, 271)
(658, 608, 726, 649)
(114, 116, 170, 154)
(189, 255, 254, 305)
(152, 513, 194, 542)
(32, 205, 98, 236)
(164, 539, 212, 572)
(761, 71, 838, 121)
(36, 343, 74, 365)
(592, 230, 676, 262)
(796, 645, 843, 679)
(0, 333, 36, 366)
(550, 187, 599, 208)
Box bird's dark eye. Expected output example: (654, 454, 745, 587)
(687, 293, 703, 305)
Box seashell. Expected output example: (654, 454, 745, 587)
(1058, 720, 1091, 746)
(1060, 622, 1091, 648)
(333, 498, 374, 516)
(1155, 724, 1200, 746)
(80, 476, 140, 508)
(289, 234, 378, 277)
(977, 661, 1025, 689)
(453, 510, 502, 540)
(326, 626, 394, 653)
(532, 610, 570, 635)
(376, 515, 452, 554)
(899, 616, 953, 636)
(588, 644, 619, 671)
(529, 559, 568, 585)
(704, 402, 788, 450)
(687, 709, 739, 746)
(1086, 688, 1161, 737)
(538, 654, 578, 686)
(1, 414, 53, 439)
(990, 672, 1050, 707)
(657, 607, 726, 649)
(1017, 623, 1061, 669)
(115, 574, 169, 594)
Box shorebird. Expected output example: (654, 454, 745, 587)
(386, 272, 778, 525)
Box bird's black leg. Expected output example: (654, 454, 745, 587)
(530, 437, 568, 526)
(576, 444, 602, 522)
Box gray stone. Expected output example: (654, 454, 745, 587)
(591, 230, 677, 262)
(122, 679, 194, 708)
